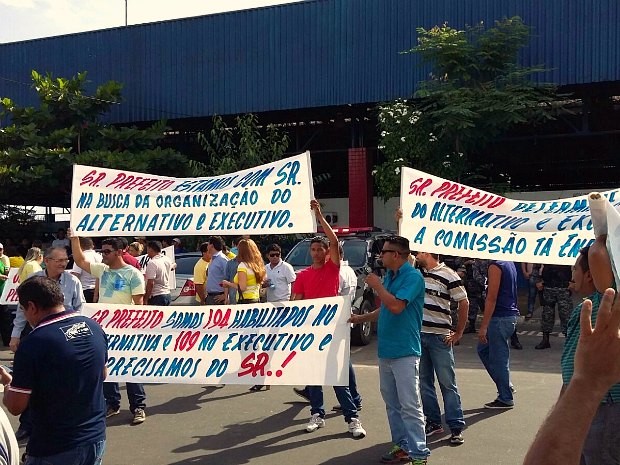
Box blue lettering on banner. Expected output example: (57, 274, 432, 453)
(107, 356, 201, 378)
(208, 210, 291, 231)
(274, 161, 301, 186)
(433, 230, 527, 255)
(76, 192, 93, 209)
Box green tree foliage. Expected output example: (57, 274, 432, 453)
(374, 17, 561, 200)
(191, 114, 290, 176)
(0, 71, 189, 207)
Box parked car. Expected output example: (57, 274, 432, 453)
(171, 252, 202, 305)
(285, 227, 394, 345)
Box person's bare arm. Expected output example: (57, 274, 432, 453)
(349, 308, 380, 324)
(311, 199, 340, 265)
(0, 367, 29, 416)
(589, 235, 614, 292)
(479, 263, 500, 344)
(523, 289, 620, 465)
(366, 273, 406, 314)
(144, 279, 154, 303)
(67, 229, 92, 274)
(132, 294, 144, 305)
(446, 298, 469, 345)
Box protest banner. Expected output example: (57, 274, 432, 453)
(135, 245, 176, 290)
(400, 168, 620, 265)
(83, 296, 350, 385)
(0, 269, 19, 305)
(70, 152, 317, 237)
(589, 194, 620, 284)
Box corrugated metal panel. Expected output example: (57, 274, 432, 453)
(0, 0, 618, 123)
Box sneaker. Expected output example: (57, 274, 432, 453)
(348, 418, 366, 438)
(305, 413, 325, 432)
(450, 429, 464, 445)
(333, 403, 363, 412)
(380, 445, 410, 463)
(105, 406, 120, 418)
(425, 422, 444, 436)
(293, 387, 311, 402)
(132, 408, 146, 425)
(410, 459, 428, 465)
(484, 399, 514, 409)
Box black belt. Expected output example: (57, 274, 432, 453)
(207, 292, 224, 296)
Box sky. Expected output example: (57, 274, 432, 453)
(0, 0, 304, 43)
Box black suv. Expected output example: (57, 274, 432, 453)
(284, 228, 394, 345)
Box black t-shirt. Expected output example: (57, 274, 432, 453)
(541, 264, 572, 288)
(10, 311, 108, 457)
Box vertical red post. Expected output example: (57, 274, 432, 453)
(348, 148, 373, 227)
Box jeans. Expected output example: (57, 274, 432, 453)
(348, 360, 362, 407)
(419, 333, 465, 431)
(148, 294, 171, 306)
(581, 402, 620, 464)
(477, 315, 517, 404)
(25, 440, 105, 465)
(379, 356, 429, 460)
(308, 370, 359, 423)
(527, 276, 537, 314)
(104, 382, 146, 412)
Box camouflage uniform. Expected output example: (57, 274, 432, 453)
(539, 265, 573, 334)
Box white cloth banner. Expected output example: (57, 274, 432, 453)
(400, 167, 620, 265)
(589, 194, 620, 285)
(0, 269, 19, 305)
(135, 245, 176, 290)
(70, 152, 317, 236)
(83, 297, 350, 385)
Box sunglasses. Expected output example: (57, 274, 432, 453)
(101, 249, 115, 255)
(269, 253, 280, 257)
(380, 249, 399, 255)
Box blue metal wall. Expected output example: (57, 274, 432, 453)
(0, 0, 618, 123)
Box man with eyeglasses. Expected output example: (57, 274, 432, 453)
(264, 244, 296, 303)
(10, 246, 85, 443)
(70, 233, 147, 426)
(349, 236, 430, 465)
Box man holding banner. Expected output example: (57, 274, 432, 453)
(291, 200, 366, 439)
(70, 232, 148, 426)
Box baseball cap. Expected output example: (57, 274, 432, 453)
(172, 238, 181, 244)
(0, 243, 3, 249)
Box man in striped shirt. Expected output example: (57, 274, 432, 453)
(561, 243, 618, 464)
(414, 252, 469, 445)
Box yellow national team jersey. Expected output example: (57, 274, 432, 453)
(234, 262, 260, 300)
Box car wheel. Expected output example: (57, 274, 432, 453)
(351, 300, 373, 346)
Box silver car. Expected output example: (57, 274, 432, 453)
(171, 252, 202, 305)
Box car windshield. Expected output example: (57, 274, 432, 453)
(175, 255, 200, 275)
(287, 240, 367, 267)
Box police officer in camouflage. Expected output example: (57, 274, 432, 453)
(535, 264, 572, 349)
(460, 258, 489, 333)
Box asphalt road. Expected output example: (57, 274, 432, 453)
(0, 317, 566, 465)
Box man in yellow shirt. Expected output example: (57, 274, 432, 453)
(193, 242, 210, 305)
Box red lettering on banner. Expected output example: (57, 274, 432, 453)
(80, 170, 107, 187)
(238, 352, 270, 377)
(203, 308, 231, 329)
(6, 289, 18, 302)
(408, 178, 433, 196)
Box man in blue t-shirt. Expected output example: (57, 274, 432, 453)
(477, 260, 520, 409)
(0, 276, 107, 465)
(350, 235, 429, 465)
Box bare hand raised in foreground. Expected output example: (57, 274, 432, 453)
(523, 288, 620, 465)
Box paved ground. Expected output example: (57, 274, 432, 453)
(0, 317, 566, 465)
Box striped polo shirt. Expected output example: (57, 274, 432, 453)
(561, 291, 620, 403)
(421, 262, 468, 335)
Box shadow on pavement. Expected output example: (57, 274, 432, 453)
(166, 402, 357, 465)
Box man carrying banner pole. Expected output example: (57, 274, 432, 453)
(70, 231, 148, 426)
(291, 200, 366, 439)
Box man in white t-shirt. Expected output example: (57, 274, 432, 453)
(70, 232, 147, 426)
(51, 229, 70, 250)
(71, 237, 102, 303)
(144, 240, 172, 306)
(264, 244, 296, 302)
